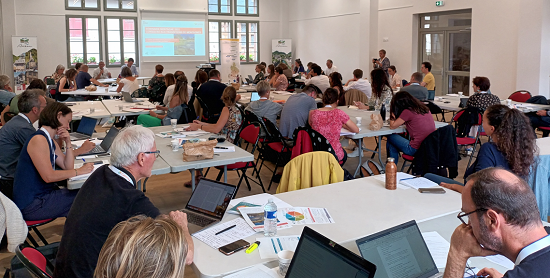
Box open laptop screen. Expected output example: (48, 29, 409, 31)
(100, 126, 119, 151)
(76, 116, 97, 135)
(286, 227, 376, 278)
(355, 220, 438, 278)
(185, 179, 237, 218)
(250, 92, 260, 101)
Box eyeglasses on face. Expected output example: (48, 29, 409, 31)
(457, 208, 488, 225)
(143, 150, 160, 158)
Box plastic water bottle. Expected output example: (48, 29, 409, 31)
(264, 198, 277, 237)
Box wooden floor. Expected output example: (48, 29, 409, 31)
(0, 113, 505, 277)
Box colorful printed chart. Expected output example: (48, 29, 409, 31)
(285, 211, 305, 221)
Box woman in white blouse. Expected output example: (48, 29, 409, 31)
(116, 67, 140, 94)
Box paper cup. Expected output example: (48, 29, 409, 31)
(396, 87, 400, 91)
(355, 116, 362, 126)
(458, 92, 463, 97)
(171, 140, 179, 152)
(171, 119, 178, 129)
(506, 99, 512, 106)
(278, 250, 294, 276)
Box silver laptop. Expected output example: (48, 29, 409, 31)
(181, 178, 238, 234)
(79, 126, 119, 156)
(70, 116, 97, 141)
(356, 220, 443, 278)
(121, 91, 142, 103)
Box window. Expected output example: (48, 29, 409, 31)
(235, 21, 259, 63)
(65, 0, 100, 10)
(208, 20, 233, 64)
(209, 0, 232, 15)
(105, 17, 138, 66)
(66, 16, 102, 67)
(235, 0, 258, 16)
(104, 0, 137, 11)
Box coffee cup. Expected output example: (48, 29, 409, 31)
(458, 92, 463, 97)
(171, 140, 179, 152)
(278, 250, 294, 276)
(171, 119, 178, 129)
(355, 117, 362, 126)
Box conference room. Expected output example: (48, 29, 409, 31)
(1, 0, 550, 277)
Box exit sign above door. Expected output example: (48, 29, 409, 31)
(436, 1, 445, 6)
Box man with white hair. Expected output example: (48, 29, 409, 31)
(54, 125, 194, 278)
(0, 75, 16, 106)
(245, 80, 282, 125)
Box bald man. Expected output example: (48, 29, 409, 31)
(75, 65, 108, 89)
(444, 168, 550, 278)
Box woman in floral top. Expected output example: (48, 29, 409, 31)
(270, 66, 289, 91)
(367, 68, 393, 110)
(51, 64, 65, 83)
(187, 86, 242, 143)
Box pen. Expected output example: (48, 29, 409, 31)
(400, 177, 416, 181)
(81, 158, 86, 162)
(215, 224, 236, 235)
(214, 147, 228, 149)
(246, 241, 261, 254)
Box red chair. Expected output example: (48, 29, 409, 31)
(400, 154, 414, 173)
(213, 123, 266, 193)
(452, 109, 483, 169)
(508, 90, 532, 103)
(15, 244, 53, 278)
(26, 219, 55, 247)
(538, 126, 550, 138)
(260, 117, 293, 190)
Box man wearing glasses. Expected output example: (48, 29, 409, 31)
(444, 168, 550, 278)
(54, 125, 194, 278)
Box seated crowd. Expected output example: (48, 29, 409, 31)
(0, 51, 549, 278)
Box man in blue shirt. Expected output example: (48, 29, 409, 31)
(75, 65, 108, 89)
(119, 57, 139, 77)
(0, 75, 16, 106)
(444, 168, 550, 278)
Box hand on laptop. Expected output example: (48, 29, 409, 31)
(169, 210, 194, 265)
(76, 140, 96, 155)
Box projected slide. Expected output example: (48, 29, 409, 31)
(141, 20, 206, 57)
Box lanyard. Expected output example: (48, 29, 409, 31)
(39, 127, 55, 166)
(108, 165, 134, 186)
(516, 234, 550, 265)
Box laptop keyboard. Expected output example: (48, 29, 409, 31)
(187, 211, 217, 227)
(88, 146, 103, 154)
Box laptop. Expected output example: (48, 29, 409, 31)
(121, 91, 143, 103)
(70, 116, 97, 141)
(356, 220, 443, 278)
(250, 92, 260, 102)
(285, 226, 376, 278)
(182, 178, 238, 234)
(245, 75, 254, 84)
(80, 126, 119, 155)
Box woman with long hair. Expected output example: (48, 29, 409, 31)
(266, 64, 275, 82)
(386, 91, 436, 164)
(161, 73, 176, 105)
(94, 214, 192, 278)
(329, 72, 346, 106)
(293, 59, 305, 74)
(439, 105, 538, 192)
(270, 66, 289, 91)
(368, 68, 393, 110)
(138, 75, 190, 127)
(252, 64, 265, 84)
(55, 68, 78, 101)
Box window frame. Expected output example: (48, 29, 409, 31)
(234, 0, 259, 17)
(65, 0, 101, 11)
(103, 0, 138, 12)
(208, 20, 234, 65)
(208, 0, 233, 16)
(104, 16, 139, 67)
(65, 15, 103, 69)
(234, 20, 260, 64)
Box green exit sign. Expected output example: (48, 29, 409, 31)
(436, 1, 445, 6)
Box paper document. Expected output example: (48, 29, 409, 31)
(485, 254, 514, 270)
(279, 207, 335, 225)
(214, 146, 236, 153)
(340, 128, 357, 136)
(256, 235, 301, 259)
(227, 202, 261, 215)
(68, 162, 106, 181)
(76, 154, 98, 159)
(223, 265, 278, 278)
(272, 91, 293, 95)
(421, 231, 450, 269)
(228, 193, 292, 211)
(400, 177, 439, 189)
(373, 172, 414, 189)
(72, 138, 102, 148)
(123, 108, 145, 112)
(192, 218, 256, 249)
(238, 207, 292, 232)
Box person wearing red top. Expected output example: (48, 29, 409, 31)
(387, 91, 435, 164)
(309, 88, 359, 164)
